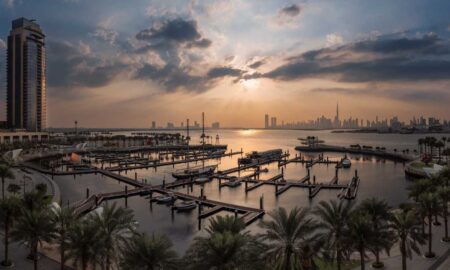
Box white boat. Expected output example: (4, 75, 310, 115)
(172, 165, 217, 179)
(342, 158, 352, 168)
(209, 149, 226, 157)
(153, 193, 175, 204)
(173, 200, 197, 211)
(222, 177, 242, 187)
(194, 177, 211, 184)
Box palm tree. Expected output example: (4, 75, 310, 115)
(11, 208, 56, 270)
(0, 195, 22, 267)
(358, 198, 393, 268)
(345, 213, 375, 270)
(91, 202, 136, 270)
(207, 215, 246, 235)
(51, 206, 78, 270)
(22, 190, 52, 212)
(66, 219, 101, 270)
(437, 186, 450, 242)
(435, 141, 445, 163)
(0, 165, 15, 199)
(120, 232, 178, 270)
(314, 200, 355, 270)
(259, 207, 318, 270)
(390, 210, 425, 270)
(418, 192, 440, 258)
(184, 215, 263, 270)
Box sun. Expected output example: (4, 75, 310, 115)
(240, 79, 260, 90)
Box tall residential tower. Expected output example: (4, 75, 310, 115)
(7, 18, 46, 131)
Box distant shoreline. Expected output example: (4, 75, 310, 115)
(45, 127, 450, 134)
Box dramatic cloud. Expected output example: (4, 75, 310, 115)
(136, 18, 211, 49)
(258, 33, 450, 83)
(279, 4, 301, 17)
(47, 40, 126, 90)
(132, 18, 240, 92)
(207, 67, 244, 79)
(247, 59, 266, 69)
(135, 63, 209, 92)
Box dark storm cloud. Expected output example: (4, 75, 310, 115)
(248, 59, 266, 69)
(135, 64, 246, 92)
(47, 40, 125, 90)
(207, 67, 244, 79)
(279, 4, 301, 17)
(133, 18, 245, 92)
(135, 63, 209, 92)
(260, 34, 450, 82)
(135, 18, 212, 49)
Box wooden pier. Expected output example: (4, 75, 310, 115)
(70, 169, 265, 226)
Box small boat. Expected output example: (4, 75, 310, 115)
(172, 165, 217, 179)
(222, 177, 241, 187)
(153, 193, 176, 204)
(342, 157, 352, 168)
(209, 149, 226, 157)
(194, 177, 211, 184)
(173, 200, 196, 211)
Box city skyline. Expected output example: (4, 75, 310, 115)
(0, 1, 450, 128)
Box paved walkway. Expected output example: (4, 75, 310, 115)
(352, 220, 450, 270)
(0, 240, 61, 270)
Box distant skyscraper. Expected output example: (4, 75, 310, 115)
(151, 121, 156, 129)
(264, 114, 269, 129)
(334, 102, 340, 128)
(270, 117, 277, 128)
(7, 18, 46, 131)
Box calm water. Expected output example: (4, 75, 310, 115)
(54, 129, 438, 253)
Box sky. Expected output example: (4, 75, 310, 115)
(1, 0, 450, 128)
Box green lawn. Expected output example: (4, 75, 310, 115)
(410, 161, 433, 169)
(314, 258, 361, 270)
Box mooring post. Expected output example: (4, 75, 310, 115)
(307, 168, 310, 177)
(198, 201, 202, 216)
(86, 188, 90, 199)
(259, 195, 264, 210)
(135, 172, 137, 181)
(281, 167, 284, 180)
(200, 188, 204, 199)
(275, 181, 278, 194)
(162, 179, 166, 188)
(219, 178, 222, 189)
(245, 180, 248, 193)
(234, 209, 238, 219)
(355, 169, 358, 178)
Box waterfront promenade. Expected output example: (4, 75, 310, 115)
(352, 220, 450, 270)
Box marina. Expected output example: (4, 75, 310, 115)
(11, 129, 431, 254)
